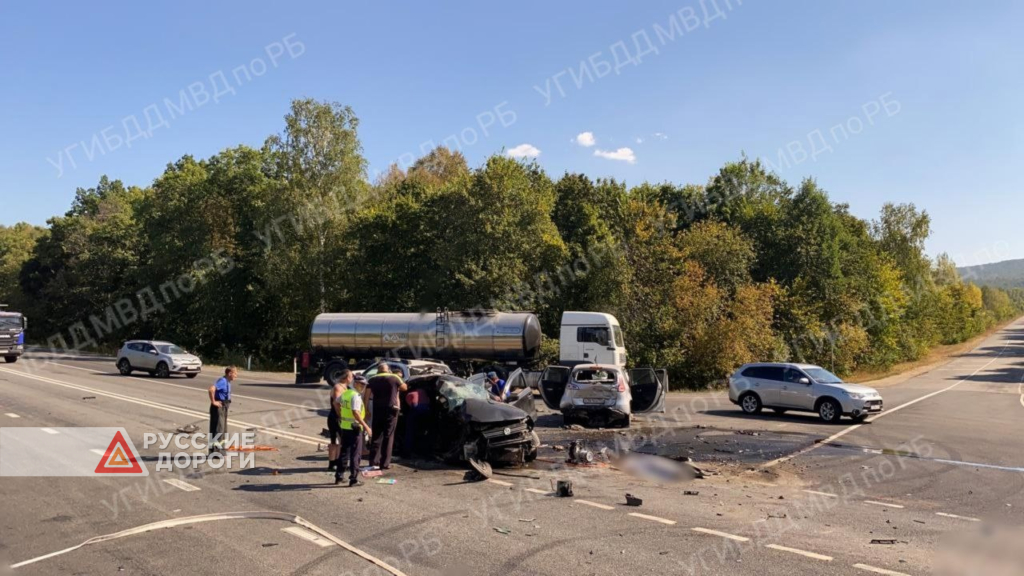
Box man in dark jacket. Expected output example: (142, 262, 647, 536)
(366, 363, 406, 469)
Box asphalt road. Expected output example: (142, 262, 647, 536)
(1, 321, 1022, 575)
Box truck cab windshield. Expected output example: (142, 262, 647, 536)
(0, 317, 22, 330)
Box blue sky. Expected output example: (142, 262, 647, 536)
(1, 1, 1021, 265)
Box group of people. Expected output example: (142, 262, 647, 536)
(327, 363, 406, 487)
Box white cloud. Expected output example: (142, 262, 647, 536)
(635, 137, 644, 144)
(653, 132, 668, 140)
(574, 131, 596, 147)
(507, 143, 541, 158)
(593, 147, 636, 164)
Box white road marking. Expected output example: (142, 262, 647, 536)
(691, 527, 749, 542)
(90, 449, 106, 456)
(524, 488, 550, 495)
(575, 499, 614, 510)
(853, 564, 911, 575)
(487, 479, 513, 487)
(0, 368, 324, 447)
(765, 544, 833, 561)
(762, 339, 1012, 469)
(628, 513, 677, 525)
(162, 479, 201, 492)
(802, 490, 838, 498)
(50, 362, 318, 411)
(4, 413, 20, 418)
(283, 526, 334, 548)
(936, 512, 981, 522)
(1018, 368, 1023, 409)
(40, 428, 59, 435)
(864, 500, 904, 509)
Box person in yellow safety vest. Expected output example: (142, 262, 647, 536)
(335, 373, 372, 486)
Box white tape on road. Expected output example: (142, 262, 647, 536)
(853, 563, 911, 575)
(162, 479, 201, 492)
(283, 526, 333, 547)
(487, 479, 513, 487)
(691, 527, 749, 542)
(575, 499, 614, 510)
(802, 490, 838, 498)
(628, 513, 677, 525)
(864, 500, 904, 509)
(40, 428, 59, 435)
(936, 512, 981, 522)
(765, 544, 833, 561)
(10, 511, 408, 574)
(4, 413, 20, 418)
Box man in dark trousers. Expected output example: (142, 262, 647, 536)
(366, 363, 406, 469)
(208, 367, 237, 453)
(335, 374, 371, 486)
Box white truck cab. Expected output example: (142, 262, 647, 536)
(559, 311, 627, 368)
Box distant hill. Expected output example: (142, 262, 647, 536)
(958, 258, 1024, 289)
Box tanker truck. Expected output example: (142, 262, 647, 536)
(294, 309, 628, 385)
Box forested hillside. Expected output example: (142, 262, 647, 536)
(2, 99, 1021, 388)
(959, 258, 1024, 289)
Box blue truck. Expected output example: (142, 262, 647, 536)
(0, 306, 26, 363)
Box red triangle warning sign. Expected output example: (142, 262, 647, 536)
(95, 430, 144, 474)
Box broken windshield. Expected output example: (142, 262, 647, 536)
(573, 368, 617, 383)
(438, 376, 490, 408)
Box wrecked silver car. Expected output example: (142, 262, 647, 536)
(397, 374, 540, 470)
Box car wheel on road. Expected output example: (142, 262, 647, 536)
(739, 393, 762, 414)
(117, 359, 132, 375)
(155, 362, 170, 379)
(772, 408, 788, 415)
(817, 398, 842, 423)
(4, 356, 18, 364)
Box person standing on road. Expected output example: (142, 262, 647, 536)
(327, 368, 353, 471)
(336, 373, 371, 486)
(366, 363, 406, 470)
(208, 367, 237, 454)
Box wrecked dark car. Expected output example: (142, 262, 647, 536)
(397, 374, 540, 470)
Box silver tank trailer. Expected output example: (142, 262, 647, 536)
(310, 311, 542, 362)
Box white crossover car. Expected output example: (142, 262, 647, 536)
(116, 340, 203, 378)
(728, 363, 883, 423)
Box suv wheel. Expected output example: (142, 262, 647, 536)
(818, 398, 842, 423)
(155, 362, 170, 379)
(117, 359, 132, 375)
(740, 393, 762, 414)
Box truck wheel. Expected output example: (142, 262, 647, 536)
(155, 362, 170, 379)
(324, 362, 347, 386)
(4, 356, 18, 364)
(117, 359, 132, 375)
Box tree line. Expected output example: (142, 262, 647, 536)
(1, 99, 1021, 388)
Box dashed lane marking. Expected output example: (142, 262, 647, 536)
(628, 513, 677, 525)
(283, 526, 334, 548)
(802, 490, 838, 498)
(864, 500, 904, 509)
(761, 337, 1013, 469)
(524, 488, 550, 496)
(853, 563, 911, 575)
(691, 527, 749, 542)
(90, 449, 106, 456)
(49, 362, 318, 411)
(765, 544, 833, 561)
(575, 499, 614, 510)
(4, 413, 20, 418)
(40, 428, 59, 435)
(162, 479, 201, 492)
(936, 512, 981, 522)
(487, 479, 513, 487)
(0, 368, 324, 447)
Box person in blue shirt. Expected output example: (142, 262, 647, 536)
(486, 372, 508, 401)
(208, 366, 237, 453)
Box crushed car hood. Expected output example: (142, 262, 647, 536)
(461, 398, 528, 424)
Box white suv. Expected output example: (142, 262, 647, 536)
(116, 340, 203, 379)
(728, 363, 883, 423)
